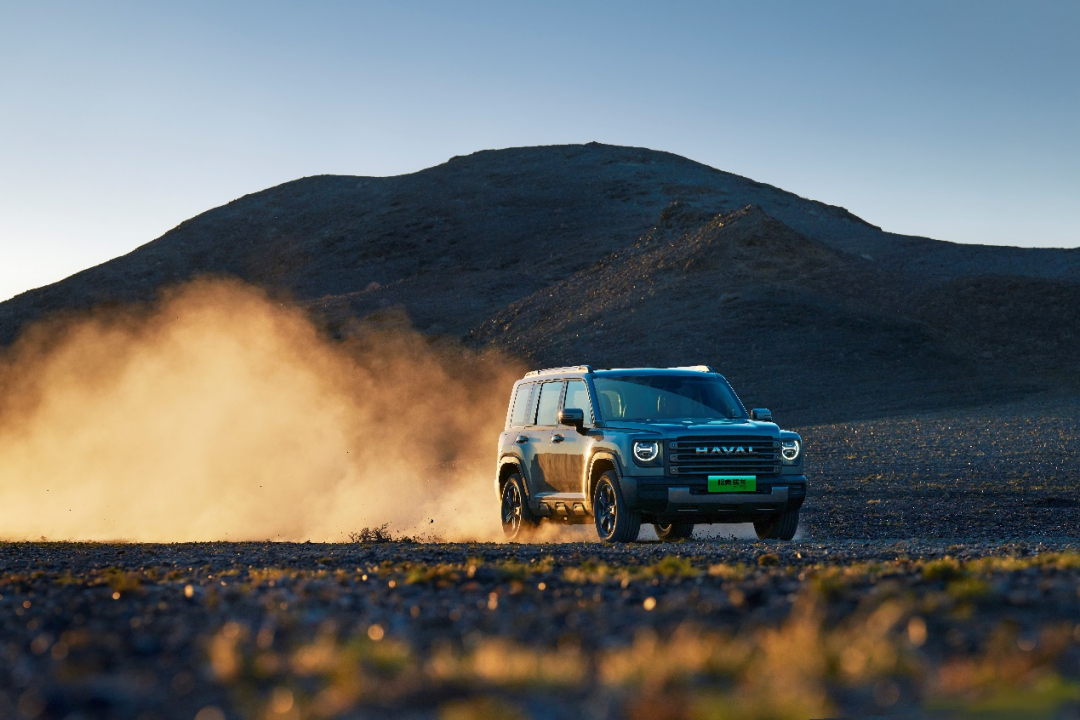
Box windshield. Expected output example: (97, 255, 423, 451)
(593, 375, 747, 421)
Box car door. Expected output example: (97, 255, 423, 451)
(524, 381, 563, 493)
(527, 381, 564, 493)
(547, 379, 593, 493)
(506, 382, 547, 491)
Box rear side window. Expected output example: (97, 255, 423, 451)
(535, 382, 564, 426)
(563, 380, 593, 425)
(510, 383, 537, 426)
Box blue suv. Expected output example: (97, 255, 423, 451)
(496, 366, 806, 542)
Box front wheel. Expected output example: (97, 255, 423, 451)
(501, 474, 538, 541)
(754, 507, 799, 541)
(654, 522, 694, 541)
(593, 471, 641, 543)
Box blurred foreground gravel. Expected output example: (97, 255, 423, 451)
(4, 539, 1080, 719)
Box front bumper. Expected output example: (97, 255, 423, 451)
(621, 474, 807, 522)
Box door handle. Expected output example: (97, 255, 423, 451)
(552, 434, 564, 443)
(515, 435, 529, 444)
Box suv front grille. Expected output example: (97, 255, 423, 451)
(667, 435, 780, 476)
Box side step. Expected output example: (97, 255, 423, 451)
(531, 493, 589, 517)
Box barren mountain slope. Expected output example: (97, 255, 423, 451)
(1, 143, 1077, 423)
(2, 143, 1078, 348)
(469, 205, 1079, 423)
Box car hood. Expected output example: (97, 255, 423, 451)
(598, 419, 781, 436)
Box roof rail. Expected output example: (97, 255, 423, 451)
(670, 365, 715, 373)
(524, 365, 594, 377)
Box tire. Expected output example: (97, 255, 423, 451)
(754, 508, 799, 541)
(501, 474, 539, 541)
(654, 522, 694, 541)
(592, 471, 641, 543)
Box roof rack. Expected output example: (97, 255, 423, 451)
(524, 365, 594, 377)
(670, 365, 715, 373)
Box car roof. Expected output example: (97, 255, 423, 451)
(518, 366, 723, 383)
(593, 368, 719, 378)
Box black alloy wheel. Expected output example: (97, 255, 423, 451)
(754, 507, 799, 541)
(654, 522, 695, 541)
(501, 474, 537, 540)
(593, 471, 641, 543)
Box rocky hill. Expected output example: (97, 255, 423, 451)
(2, 143, 1077, 423)
(470, 204, 1080, 422)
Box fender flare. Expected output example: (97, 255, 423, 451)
(497, 453, 528, 497)
(585, 451, 624, 511)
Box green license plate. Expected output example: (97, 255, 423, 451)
(708, 475, 756, 493)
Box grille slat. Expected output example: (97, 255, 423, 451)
(667, 435, 779, 476)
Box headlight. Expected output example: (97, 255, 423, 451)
(781, 439, 801, 462)
(633, 440, 660, 463)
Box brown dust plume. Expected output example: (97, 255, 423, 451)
(0, 279, 525, 541)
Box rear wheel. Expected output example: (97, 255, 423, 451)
(754, 507, 799, 541)
(654, 522, 694, 541)
(593, 471, 641, 543)
(501, 474, 539, 541)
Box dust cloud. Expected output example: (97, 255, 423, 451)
(0, 279, 526, 542)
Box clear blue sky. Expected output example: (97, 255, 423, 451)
(1, 1, 1077, 302)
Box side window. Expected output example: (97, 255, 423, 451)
(535, 382, 564, 426)
(563, 380, 593, 425)
(510, 383, 537, 427)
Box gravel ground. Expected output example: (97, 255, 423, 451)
(798, 392, 1080, 541)
(4, 539, 1080, 720)
(5, 396, 1080, 719)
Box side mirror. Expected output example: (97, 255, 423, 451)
(750, 408, 773, 422)
(558, 407, 586, 433)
